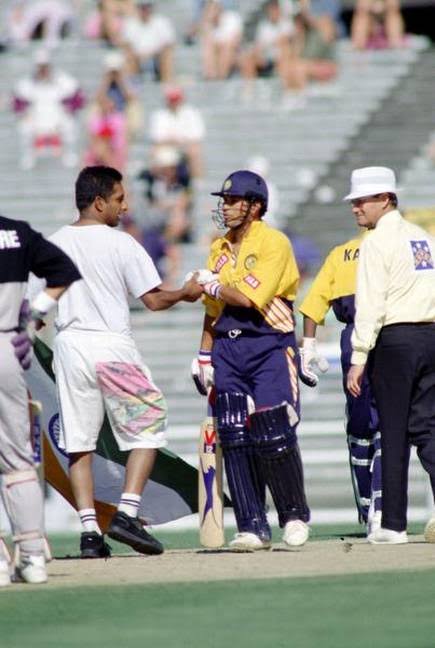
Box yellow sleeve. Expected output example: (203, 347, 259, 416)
(204, 245, 224, 318)
(234, 234, 299, 309)
(299, 250, 336, 325)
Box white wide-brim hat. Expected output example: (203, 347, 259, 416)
(343, 166, 398, 201)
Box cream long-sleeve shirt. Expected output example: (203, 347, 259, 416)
(351, 209, 435, 365)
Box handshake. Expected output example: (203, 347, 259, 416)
(184, 269, 222, 300)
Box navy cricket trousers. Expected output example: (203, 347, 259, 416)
(370, 323, 435, 531)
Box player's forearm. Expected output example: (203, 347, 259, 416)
(303, 316, 317, 338)
(141, 288, 186, 311)
(216, 285, 253, 308)
(200, 314, 215, 351)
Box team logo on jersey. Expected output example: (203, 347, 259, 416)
(244, 254, 257, 270)
(244, 274, 260, 289)
(215, 254, 229, 272)
(410, 240, 434, 270)
(223, 179, 232, 191)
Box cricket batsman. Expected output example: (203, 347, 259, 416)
(190, 169, 310, 551)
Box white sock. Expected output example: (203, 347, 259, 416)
(78, 509, 101, 534)
(118, 493, 141, 518)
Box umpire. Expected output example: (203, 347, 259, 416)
(346, 167, 435, 545)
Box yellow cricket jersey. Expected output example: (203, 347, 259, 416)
(299, 234, 365, 325)
(204, 220, 299, 335)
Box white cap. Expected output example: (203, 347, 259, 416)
(104, 50, 124, 71)
(343, 166, 398, 201)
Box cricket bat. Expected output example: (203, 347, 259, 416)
(198, 392, 224, 548)
(29, 399, 53, 562)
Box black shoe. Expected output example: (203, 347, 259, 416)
(107, 511, 164, 555)
(80, 532, 111, 559)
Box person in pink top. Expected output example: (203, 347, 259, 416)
(85, 96, 128, 171)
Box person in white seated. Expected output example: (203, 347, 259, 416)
(149, 85, 206, 178)
(200, 0, 243, 79)
(12, 49, 84, 169)
(119, 0, 176, 82)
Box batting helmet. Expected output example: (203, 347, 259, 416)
(211, 170, 268, 212)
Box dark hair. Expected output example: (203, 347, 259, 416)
(373, 192, 398, 208)
(75, 166, 123, 211)
(388, 193, 398, 208)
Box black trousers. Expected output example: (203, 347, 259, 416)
(370, 323, 435, 532)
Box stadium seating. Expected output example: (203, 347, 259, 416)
(0, 0, 433, 521)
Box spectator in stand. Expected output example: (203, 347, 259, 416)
(96, 50, 143, 140)
(239, 0, 295, 95)
(12, 49, 85, 170)
(310, 0, 346, 38)
(139, 146, 192, 243)
(84, 95, 128, 172)
(350, 0, 405, 50)
(136, 146, 193, 285)
(283, 0, 338, 108)
(119, 0, 176, 82)
(122, 213, 180, 289)
(149, 85, 206, 178)
(6, 0, 75, 48)
(84, 0, 130, 47)
(199, 0, 243, 80)
(246, 155, 281, 228)
(184, 0, 236, 46)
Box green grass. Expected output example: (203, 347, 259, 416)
(0, 524, 430, 648)
(1, 570, 435, 648)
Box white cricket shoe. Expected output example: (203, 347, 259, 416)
(229, 532, 271, 552)
(0, 560, 11, 588)
(367, 510, 382, 537)
(367, 528, 408, 545)
(424, 517, 435, 543)
(15, 554, 47, 584)
(283, 520, 309, 547)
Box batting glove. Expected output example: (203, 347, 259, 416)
(191, 350, 215, 396)
(184, 269, 218, 285)
(298, 337, 329, 388)
(11, 293, 57, 370)
(11, 330, 33, 370)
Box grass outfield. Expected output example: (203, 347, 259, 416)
(2, 571, 435, 648)
(0, 524, 433, 648)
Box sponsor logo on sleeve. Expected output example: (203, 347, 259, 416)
(243, 274, 260, 289)
(410, 240, 434, 270)
(215, 254, 229, 272)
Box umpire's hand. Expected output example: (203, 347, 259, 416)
(347, 364, 365, 397)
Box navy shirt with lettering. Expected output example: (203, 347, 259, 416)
(0, 215, 81, 330)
